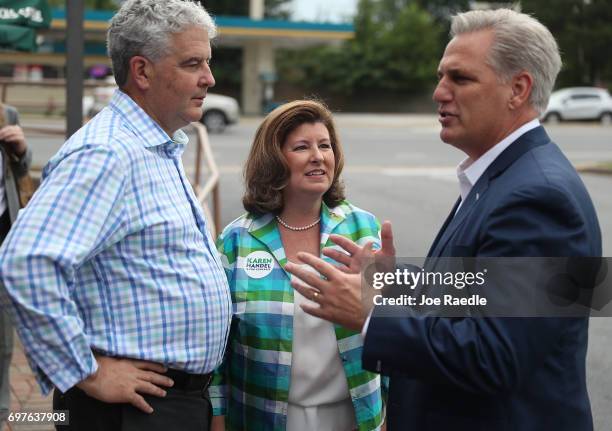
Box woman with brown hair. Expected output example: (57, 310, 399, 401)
(209, 100, 386, 431)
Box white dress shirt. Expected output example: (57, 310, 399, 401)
(455, 118, 540, 211)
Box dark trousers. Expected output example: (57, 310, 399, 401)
(53, 386, 212, 431)
(0, 209, 10, 243)
(0, 210, 13, 425)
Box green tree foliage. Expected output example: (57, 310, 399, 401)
(522, 0, 612, 87)
(413, 0, 470, 23)
(48, 0, 291, 17)
(199, 0, 290, 19)
(278, 0, 443, 95)
(47, 0, 118, 10)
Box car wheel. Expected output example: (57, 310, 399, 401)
(544, 112, 561, 124)
(202, 110, 227, 133)
(600, 112, 612, 126)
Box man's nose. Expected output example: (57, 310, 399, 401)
(433, 78, 450, 103)
(201, 67, 215, 88)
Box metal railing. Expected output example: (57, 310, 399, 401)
(21, 121, 221, 236)
(190, 121, 221, 237)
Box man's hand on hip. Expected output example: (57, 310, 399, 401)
(76, 355, 174, 413)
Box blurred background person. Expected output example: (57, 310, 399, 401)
(210, 100, 386, 431)
(0, 102, 31, 429)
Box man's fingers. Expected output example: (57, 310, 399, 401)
(135, 381, 167, 398)
(294, 252, 341, 281)
(140, 370, 174, 388)
(322, 247, 352, 267)
(300, 303, 327, 320)
(329, 234, 362, 255)
(380, 221, 396, 256)
(285, 261, 327, 290)
(129, 392, 154, 414)
(290, 279, 321, 302)
(335, 264, 352, 274)
(132, 359, 167, 374)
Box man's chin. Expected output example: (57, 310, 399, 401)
(439, 129, 454, 144)
(183, 111, 204, 125)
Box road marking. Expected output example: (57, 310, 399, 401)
(192, 165, 458, 179)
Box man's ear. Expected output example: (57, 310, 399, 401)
(128, 55, 152, 91)
(508, 71, 534, 110)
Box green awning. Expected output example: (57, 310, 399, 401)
(0, 0, 50, 51)
(0, 23, 35, 51)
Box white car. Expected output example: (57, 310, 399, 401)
(201, 93, 240, 133)
(542, 87, 612, 125)
(84, 80, 240, 133)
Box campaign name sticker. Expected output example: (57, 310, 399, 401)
(244, 251, 275, 279)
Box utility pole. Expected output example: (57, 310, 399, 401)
(66, 0, 84, 138)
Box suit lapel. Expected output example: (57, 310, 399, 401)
(427, 197, 461, 257)
(429, 179, 489, 257)
(428, 126, 551, 257)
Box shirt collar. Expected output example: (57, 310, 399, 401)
(456, 118, 540, 202)
(109, 89, 189, 156)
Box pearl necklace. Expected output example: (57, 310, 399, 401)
(275, 215, 321, 231)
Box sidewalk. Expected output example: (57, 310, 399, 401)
(4, 338, 53, 431)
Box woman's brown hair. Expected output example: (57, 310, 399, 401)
(242, 99, 345, 215)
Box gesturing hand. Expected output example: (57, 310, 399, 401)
(286, 254, 366, 331)
(323, 220, 396, 274)
(76, 355, 174, 413)
(285, 221, 397, 331)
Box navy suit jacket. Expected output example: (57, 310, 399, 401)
(363, 126, 602, 430)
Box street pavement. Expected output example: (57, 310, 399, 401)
(5, 114, 612, 430)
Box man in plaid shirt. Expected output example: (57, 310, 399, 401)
(0, 1, 231, 430)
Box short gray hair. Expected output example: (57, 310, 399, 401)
(450, 9, 561, 114)
(107, 0, 217, 87)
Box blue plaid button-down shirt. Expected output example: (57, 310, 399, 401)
(0, 90, 232, 394)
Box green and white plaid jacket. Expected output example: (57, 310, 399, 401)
(210, 201, 386, 430)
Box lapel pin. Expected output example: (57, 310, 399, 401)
(476, 193, 480, 200)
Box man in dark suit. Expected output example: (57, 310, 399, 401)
(286, 8, 601, 431)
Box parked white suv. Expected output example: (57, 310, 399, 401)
(542, 87, 612, 125)
(84, 79, 240, 133)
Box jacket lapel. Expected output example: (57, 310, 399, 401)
(248, 213, 288, 270)
(247, 203, 347, 272)
(320, 202, 346, 251)
(428, 126, 551, 257)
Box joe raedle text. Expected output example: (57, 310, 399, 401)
(370, 267, 489, 308)
(373, 293, 487, 306)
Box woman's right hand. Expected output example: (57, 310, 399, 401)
(211, 415, 226, 431)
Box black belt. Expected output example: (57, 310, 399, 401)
(164, 368, 213, 392)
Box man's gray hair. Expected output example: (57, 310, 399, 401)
(451, 9, 561, 114)
(107, 0, 216, 87)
